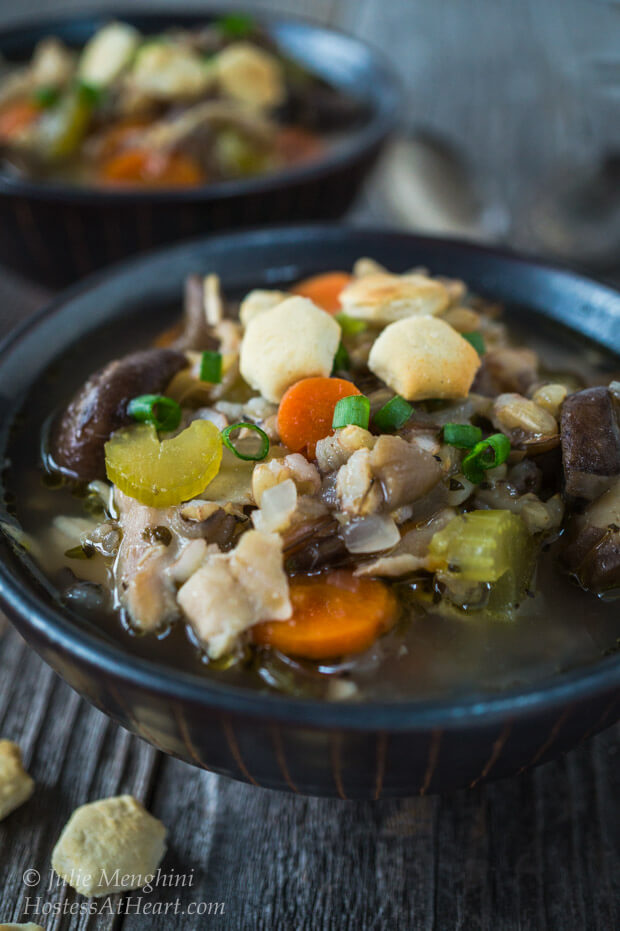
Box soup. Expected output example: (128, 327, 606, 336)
(0, 16, 364, 188)
(4, 258, 620, 701)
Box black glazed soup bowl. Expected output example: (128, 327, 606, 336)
(0, 227, 618, 798)
(0, 10, 399, 287)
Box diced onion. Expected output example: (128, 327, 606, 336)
(342, 514, 400, 554)
(446, 473, 475, 506)
(252, 478, 297, 534)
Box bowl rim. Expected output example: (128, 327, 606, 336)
(0, 224, 619, 732)
(0, 6, 402, 205)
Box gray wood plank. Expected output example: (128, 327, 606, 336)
(0, 628, 159, 929)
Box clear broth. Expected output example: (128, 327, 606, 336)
(5, 298, 620, 701)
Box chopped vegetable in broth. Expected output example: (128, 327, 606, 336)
(3, 258, 620, 702)
(0, 17, 365, 187)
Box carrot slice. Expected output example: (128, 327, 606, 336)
(291, 271, 353, 314)
(253, 571, 397, 659)
(99, 149, 205, 187)
(0, 100, 40, 140)
(277, 376, 361, 458)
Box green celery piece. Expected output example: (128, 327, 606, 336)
(37, 86, 94, 160)
(429, 510, 531, 583)
(428, 509, 535, 618)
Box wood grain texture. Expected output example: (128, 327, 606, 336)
(0, 0, 618, 928)
(1, 623, 617, 930)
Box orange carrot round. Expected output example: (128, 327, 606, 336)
(0, 100, 40, 140)
(291, 271, 353, 314)
(99, 149, 205, 187)
(253, 571, 397, 659)
(277, 376, 361, 458)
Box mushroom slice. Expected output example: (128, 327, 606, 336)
(561, 386, 620, 500)
(50, 349, 187, 481)
(561, 479, 620, 595)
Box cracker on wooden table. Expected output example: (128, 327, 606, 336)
(0, 923, 46, 930)
(51, 795, 167, 897)
(0, 740, 35, 822)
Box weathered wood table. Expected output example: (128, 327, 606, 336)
(0, 1, 618, 928)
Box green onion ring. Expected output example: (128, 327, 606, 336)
(127, 394, 182, 433)
(462, 433, 511, 483)
(373, 395, 414, 432)
(332, 394, 370, 430)
(200, 350, 223, 383)
(221, 422, 270, 461)
(443, 423, 483, 449)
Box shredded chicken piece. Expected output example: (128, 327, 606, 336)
(113, 491, 180, 632)
(177, 530, 291, 658)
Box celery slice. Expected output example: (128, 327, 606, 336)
(429, 510, 530, 581)
(428, 510, 535, 617)
(105, 420, 222, 507)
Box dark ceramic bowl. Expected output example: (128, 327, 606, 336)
(0, 10, 400, 287)
(0, 226, 618, 798)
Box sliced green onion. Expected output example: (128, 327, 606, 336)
(332, 395, 370, 430)
(216, 13, 255, 37)
(221, 422, 270, 461)
(373, 396, 413, 432)
(462, 433, 511, 483)
(200, 350, 222, 384)
(462, 331, 486, 354)
(33, 85, 60, 108)
(335, 313, 367, 337)
(443, 423, 483, 449)
(77, 80, 103, 106)
(127, 394, 182, 433)
(332, 342, 350, 373)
